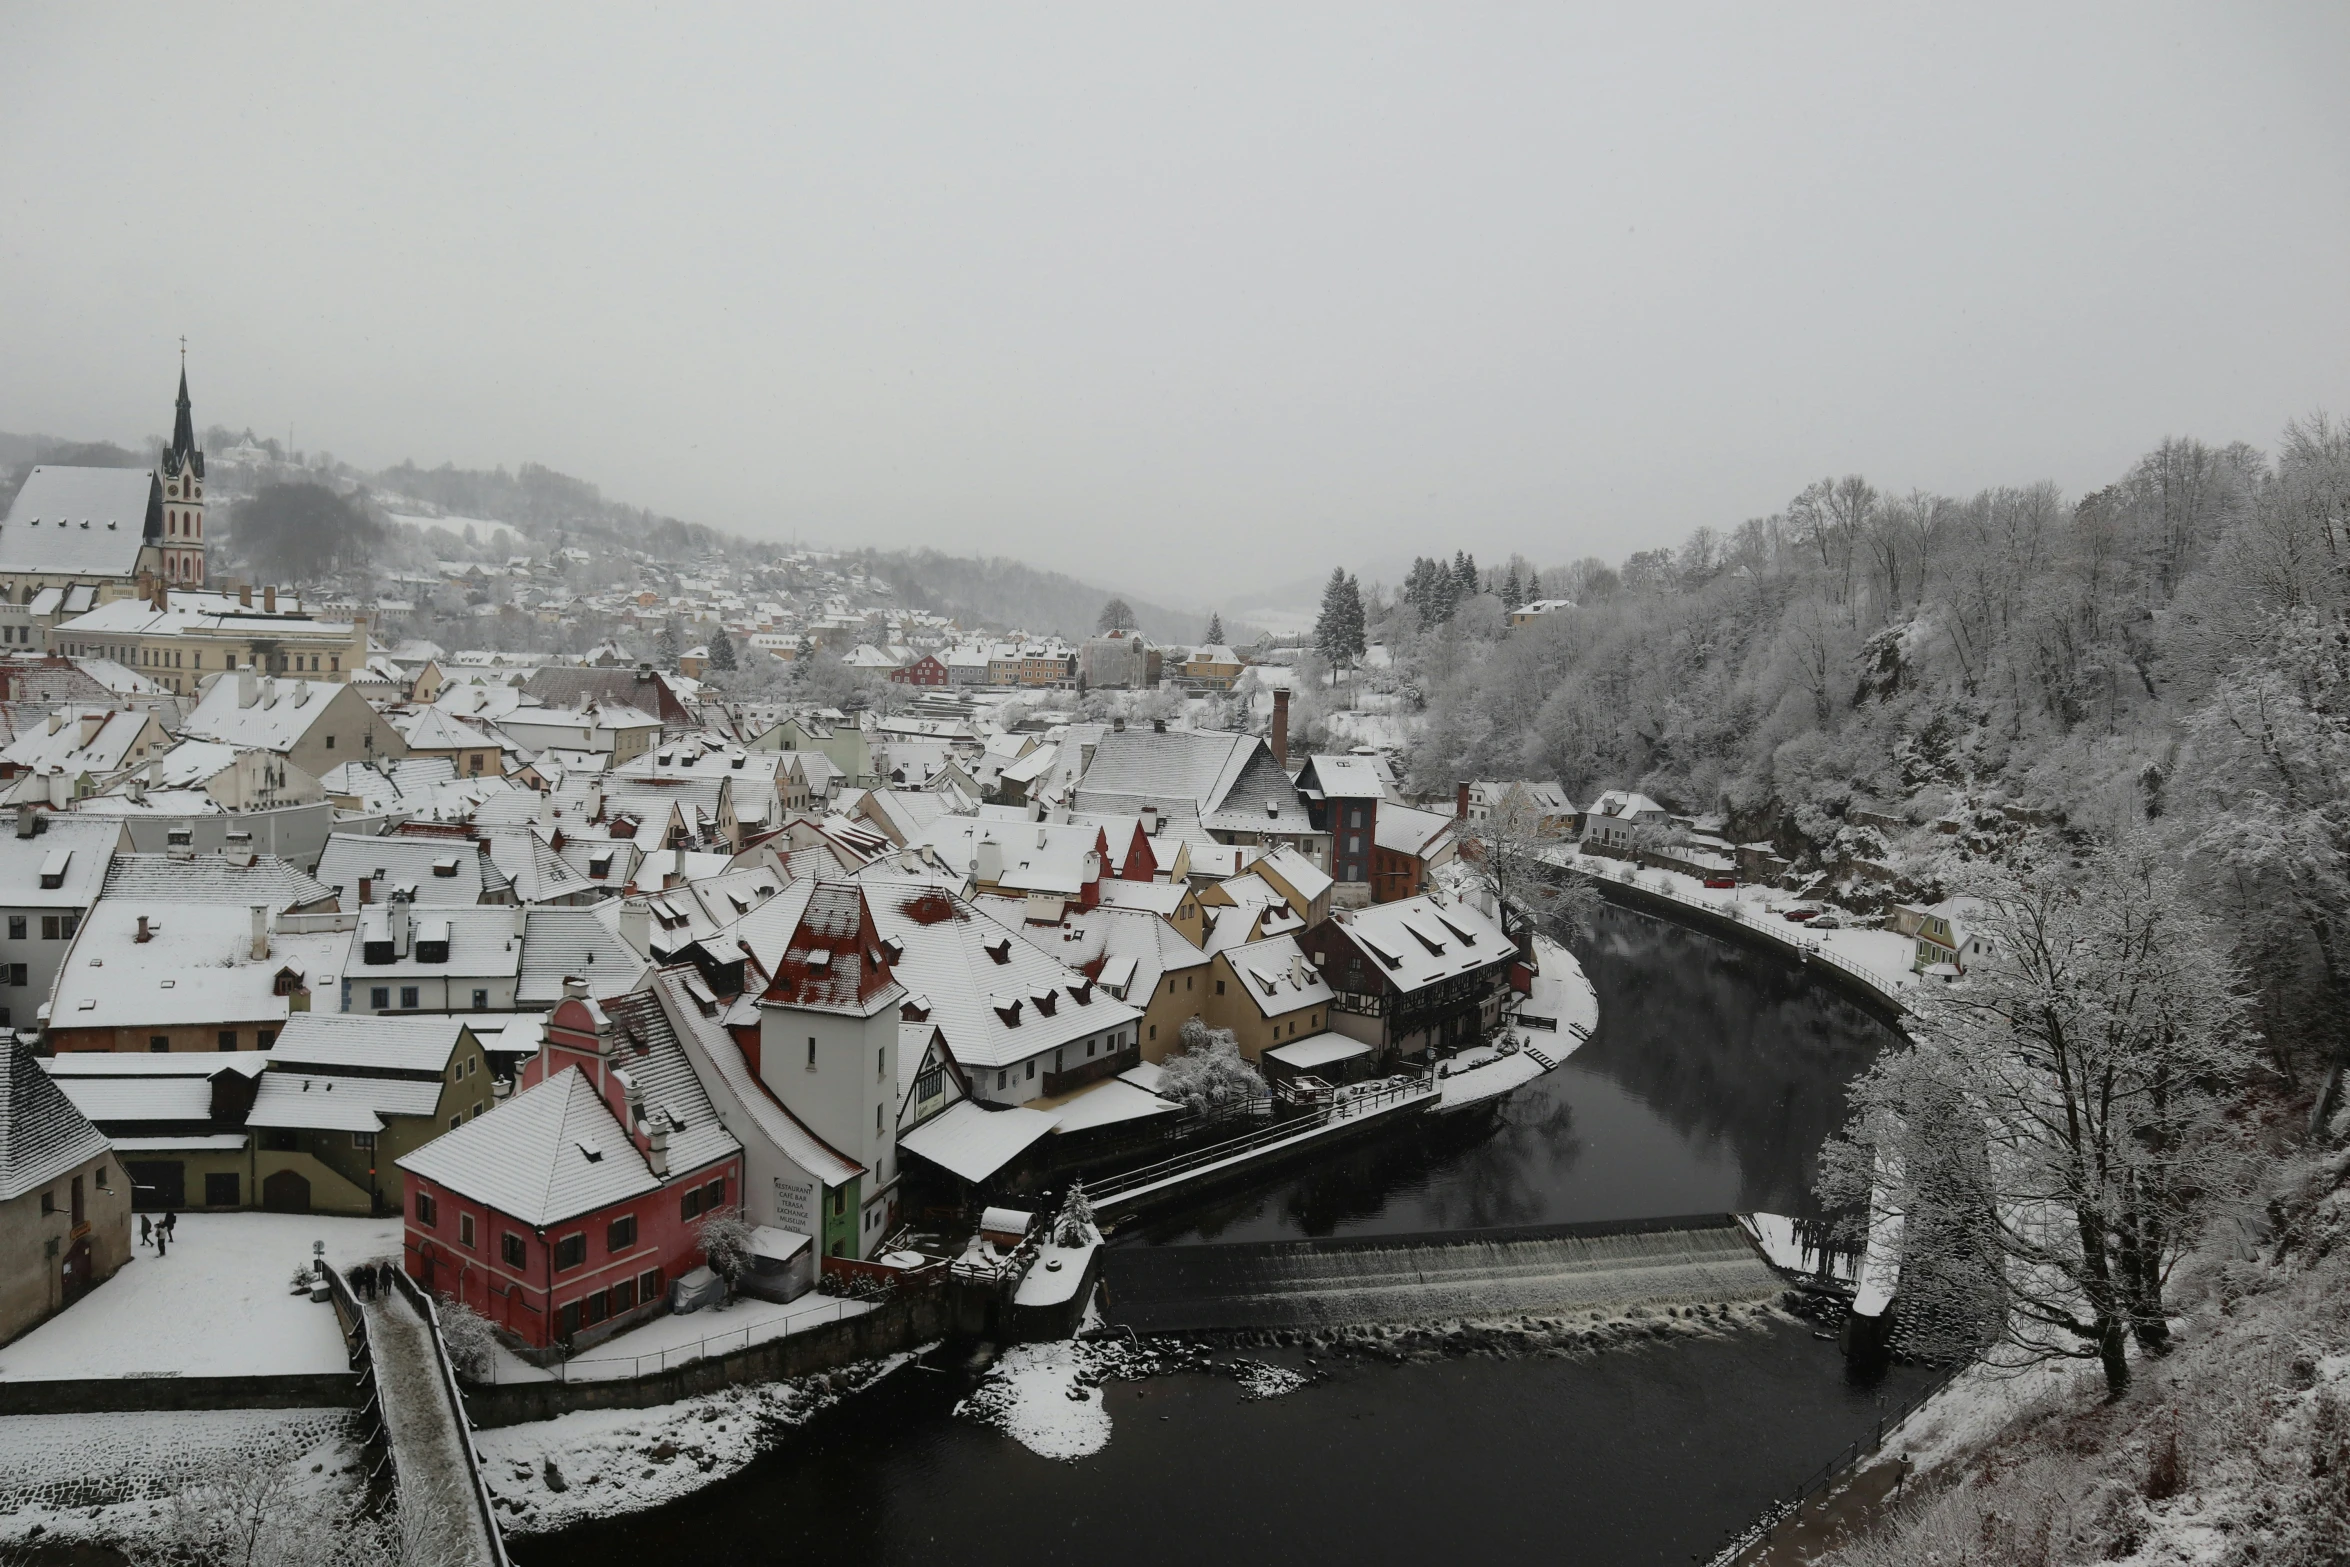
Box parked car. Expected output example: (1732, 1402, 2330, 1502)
(1703, 875, 1737, 889)
(1783, 905, 1821, 922)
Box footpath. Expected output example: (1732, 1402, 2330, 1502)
(360, 1283, 503, 1567)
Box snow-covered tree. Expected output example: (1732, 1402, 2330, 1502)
(697, 1210, 757, 1289)
(1157, 1017, 1264, 1115)
(434, 1293, 501, 1382)
(1819, 843, 2253, 1398)
(654, 616, 683, 670)
(1314, 568, 1367, 685)
(1053, 1180, 1097, 1246)
(708, 626, 737, 672)
(1097, 596, 1137, 633)
(1205, 611, 1224, 645)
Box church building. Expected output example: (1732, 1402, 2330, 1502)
(0, 363, 208, 619)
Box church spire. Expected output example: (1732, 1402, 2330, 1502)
(171, 343, 196, 460)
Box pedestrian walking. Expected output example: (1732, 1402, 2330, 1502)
(138, 1214, 152, 1248)
(155, 1225, 168, 1258)
(359, 1262, 376, 1301)
(162, 1210, 179, 1241)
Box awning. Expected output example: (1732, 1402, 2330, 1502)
(898, 1101, 1060, 1183)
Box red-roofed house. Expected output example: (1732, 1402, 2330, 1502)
(396, 980, 742, 1350)
(887, 654, 948, 688)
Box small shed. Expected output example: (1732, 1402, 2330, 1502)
(979, 1206, 1035, 1249)
(737, 1225, 815, 1303)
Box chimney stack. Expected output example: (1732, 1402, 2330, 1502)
(263, 585, 276, 613)
(136, 915, 152, 943)
(238, 661, 258, 708)
(357, 875, 372, 906)
(1456, 781, 1471, 820)
(239, 583, 252, 609)
(14, 805, 34, 839)
(1271, 688, 1290, 769)
(249, 904, 269, 962)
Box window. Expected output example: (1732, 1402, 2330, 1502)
(415, 1190, 437, 1227)
(638, 1267, 664, 1304)
(831, 1187, 845, 1217)
(6, 964, 27, 987)
(1026, 1058, 1036, 1079)
(325, 735, 336, 750)
(39, 1189, 55, 1215)
(875, 1103, 883, 1132)
(399, 986, 419, 1009)
(40, 916, 57, 941)
(682, 1186, 703, 1220)
(61, 913, 76, 939)
(218, 1030, 237, 1051)
(472, 989, 488, 1011)
(148, 1036, 168, 1053)
(497, 1230, 529, 1270)
(876, 1047, 885, 1080)
(258, 1029, 275, 1050)
(459, 1213, 476, 1248)
(553, 1233, 585, 1270)
(6, 916, 22, 940)
(612, 1277, 636, 1313)
(996, 1070, 1006, 1089)
(353, 1130, 375, 1151)
(701, 1178, 725, 1213)
(371, 987, 390, 1009)
(558, 1300, 580, 1339)
(449, 1114, 462, 1131)
(1216, 979, 1225, 995)
(806, 1036, 817, 1069)
(608, 1214, 637, 1252)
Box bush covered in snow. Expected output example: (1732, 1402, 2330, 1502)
(1156, 1018, 1263, 1115)
(1053, 1181, 1098, 1247)
(696, 1210, 757, 1289)
(435, 1293, 501, 1382)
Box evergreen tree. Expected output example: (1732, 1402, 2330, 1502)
(655, 616, 683, 669)
(708, 626, 737, 672)
(1502, 566, 1522, 608)
(1205, 612, 1224, 645)
(1453, 550, 1479, 600)
(1096, 597, 1138, 633)
(1316, 568, 1368, 685)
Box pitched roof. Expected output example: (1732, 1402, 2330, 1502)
(519, 904, 651, 1004)
(102, 852, 336, 913)
(0, 1039, 112, 1202)
(0, 466, 158, 576)
(316, 834, 508, 907)
(396, 1066, 667, 1225)
(1222, 933, 1335, 1018)
(1329, 893, 1511, 994)
(247, 1072, 441, 1132)
(268, 1012, 468, 1075)
(756, 882, 905, 1017)
(50, 901, 348, 1029)
(649, 966, 862, 1185)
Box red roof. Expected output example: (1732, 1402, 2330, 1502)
(759, 881, 903, 1014)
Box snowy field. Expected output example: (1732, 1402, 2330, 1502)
(0, 1213, 400, 1381)
(476, 1290, 879, 1384)
(0, 1406, 361, 1548)
(476, 1352, 917, 1534)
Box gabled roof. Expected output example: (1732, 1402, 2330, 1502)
(1222, 933, 1334, 1018)
(103, 852, 336, 913)
(317, 834, 509, 908)
(177, 675, 349, 754)
(247, 1072, 440, 1132)
(1298, 754, 1386, 800)
(0, 466, 158, 576)
(1, 1040, 112, 1201)
(1327, 893, 1511, 994)
(269, 1012, 469, 1076)
(648, 967, 862, 1187)
(396, 1066, 665, 1225)
(757, 882, 904, 1017)
(520, 904, 650, 1004)
(50, 902, 348, 1029)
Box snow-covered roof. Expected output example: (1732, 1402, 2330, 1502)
(592, 990, 741, 1184)
(342, 904, 524, 984)
(1263, 1035, 1372, 1070)
(42, 1071, 217, 1127)
(0, 816, 124, 909)
(397, 1065, 671, 1225)
(1256, 844, 1333, 907)
(1222, 933, 1335, 1018)
(102, 852, 335, 913)
(51, 904, 347, 1029)
(969, 892, 1208, 1008)
(1327, 893, 1511, 995)
(1300, 754, 1385, 800)
(917, 816, 1103, 898)
(1044, 1077, 1178, 1133)
(1374, 804, 1457, 858)
(246, 1072, 441, 1132)
(0, 466, 156, 576)
(648, 966, 863, 1187)
(0, 708, 160, 777)
(268, 1012, 470, 1076)
(0, 1040, 111, 1202)
(177, 674, 346, 754)
(316, 834, 510, 908)
(519, 904, 650, 1004)
(896, 1100, 1059, 1183)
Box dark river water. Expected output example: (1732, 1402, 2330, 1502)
(534, 907, 1913, 1567)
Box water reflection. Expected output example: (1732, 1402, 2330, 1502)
(1137, 905, 1897, 1245)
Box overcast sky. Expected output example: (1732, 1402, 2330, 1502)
(4, 5, 2345, 605)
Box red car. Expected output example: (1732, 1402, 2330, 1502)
(1783, 906, 1821, 922)
(1703, 876, 1737, 889)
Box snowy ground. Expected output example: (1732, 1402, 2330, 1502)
(1013, 1233, 1100, 1308)
(0, 1406, 362, 1549)
(475, 1290, 881, 1384)
(1553, 849, 1918, 1000)
(1437, 935, 1598, 1111)
(475, 1352, 918, 1534)
(0, 1212, 401, 1381)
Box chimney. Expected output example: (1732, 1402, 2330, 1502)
(645, 1118, 670, 1177)
(127, 774, 145, 804)
(16, 805, 35, 839)
(239, 584, 252, 609)
(1152, 718, 1166, 734)
(263, 585, 276, 613)
(249, 904, 269, 962)
(153, 581, 168, 612)
(563, 975, 589, 1001)
(238, 662, 258, 708)
(1455, 781, 1470, 820)
(974, 836, 1003, 885)
(1271, 688, 1290, 769)
(357, 875, 372, 906)
(391, 891, 414, 958)
(78, 712, 106, 748)
(671, 843, 687, 886)
(1113, 716, 1125, 733)
(617, 900, 650, 956)
(136, 915, 152, 943)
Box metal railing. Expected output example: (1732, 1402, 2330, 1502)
(319, 1262, 397, 1497)
(473, 1293, 871, 1384)
(389, 1269, 512, 1567)
(1088, 1073, 1437, 1207)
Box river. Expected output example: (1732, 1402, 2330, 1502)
(530, 905, 1914, 1566)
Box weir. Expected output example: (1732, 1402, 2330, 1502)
(1100, 1213, 1783, 1333)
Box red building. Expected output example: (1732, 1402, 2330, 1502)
(888, 655, 949, 687)
(396, 984, 741, 1350)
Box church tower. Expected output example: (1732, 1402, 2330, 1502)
(157, 354, 206, 586)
